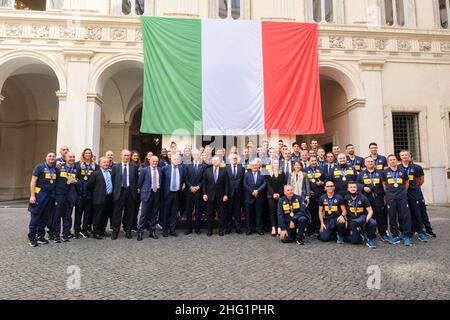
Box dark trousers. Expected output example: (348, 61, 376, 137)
(227, 195, 242, 231)
(267, 197, 278, 228)
(347, 216, 377, 243)
(319, 217, 345, 242)
(112, 188, 135, 233)
(308, 196, 321, 233)
(138, 191, 161, 233)
(280, 216, 309, 243)
(93, 194, 112, 235)
(387, 197, 412, 237)
(245, 200, 264, 232)
(184, 191, 203, 231)
(163, 191, 180, 233)
(28, 196, 54, 240)
(131, 193, 141, 230)
(206, 198, 225, 232)
(74, 194, 92, 233)
(408, 192, 426, 234)
(417, 193, 433, 232)
(100, 195, 113, 233)
(52, 195, 74, 238)
(367, 193, 388, 236)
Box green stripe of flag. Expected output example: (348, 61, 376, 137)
(141, 17, 202, 135)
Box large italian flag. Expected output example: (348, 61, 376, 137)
(141, 17, 323, 136)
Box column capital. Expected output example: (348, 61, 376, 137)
(359, 59, 385, 71)
(63, 49, 94, 62)
(56, 91, 67, 101)
(87, 93, 104, 106)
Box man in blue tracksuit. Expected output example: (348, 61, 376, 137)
(52, 152, 79, 243)
(357, 157, 389, 242)
(382, 154, 413, 246)
(318, 180, 347, 243)
(344, 181, 377, 248)
(28, 152, 57, 247)
(277, 184, 309, 245)
(399, 150, 429, 242)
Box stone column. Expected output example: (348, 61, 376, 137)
(56, 50, 95, 158)
(352, 59, 386, 155)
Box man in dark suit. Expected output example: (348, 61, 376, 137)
(87, 157, 113, 239)
(243, 160, 267, 235)
(225, 153, 245, 234)
(202, 156, 229, 236)
(110, 149, 139, 240)
(161, 153, 184, 237)
(184, 149, 206, 235)
(280, 150, 294, 184)
(136, 155, 162, 241)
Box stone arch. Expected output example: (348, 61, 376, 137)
(0, 50, 66, 94)
(89, 53, 144, 96)
(319, 60, 366, 102)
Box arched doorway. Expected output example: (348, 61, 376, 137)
(130, 106, 162, 160)
(0, 57, 60, 200)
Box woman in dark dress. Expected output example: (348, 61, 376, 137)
(265, 159, 286, 236)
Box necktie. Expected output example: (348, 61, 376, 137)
(254, 172, 258, 185)
(152, 168, 157, 192)
(105, 171, 112, 194)
(233, 166, 237, 178)
(122, 164, 127, 187)
(286, 163, 290, 175)
(194, 162, 198, 173)
(214, 168, 218, 183)
(171, 166, 178, 191)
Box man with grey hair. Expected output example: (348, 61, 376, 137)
(202, 156, 229, 236)
(225, 153, 245, 234)
(161, 153, 185, 237)
(111, 149, 139, 240)
(184, 150, 206, 234)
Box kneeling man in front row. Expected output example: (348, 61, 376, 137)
(277, 185, 309, 245)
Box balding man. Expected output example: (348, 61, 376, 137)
(277, 185, 309, 245)
(55, 145, 70, 169)
(136, 156, 162, 240)
(330, 153, 358, 197)
(87, 157, 114, 239)
(111, 149, 139, 240)
(105, 150, 115, 172)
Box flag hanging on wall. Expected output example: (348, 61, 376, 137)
(141, 17, 324, 136)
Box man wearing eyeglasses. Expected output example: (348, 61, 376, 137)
(318, 181, 347, 243)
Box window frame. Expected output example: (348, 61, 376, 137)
(306, 0, 343, 24)
(437, 0, 450, 29)
(381, 0, 410, 27)
(312, 0, 337, 24)
(384, 105, 429, 167)
(391, 112, 421, 162)
(210, 0, 247, 19)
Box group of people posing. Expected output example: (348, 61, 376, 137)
(27, 140, 436, 249)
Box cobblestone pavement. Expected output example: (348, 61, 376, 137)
(0, 203, 449, 300)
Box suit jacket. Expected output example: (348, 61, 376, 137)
(202, 166, 229, 201)
(243, 170, 267, 204)
(280, 159, 295, 175)
(86, 170, 110, 205)
(161, 165, 185, 197)
(225, 164, 245, 198)
(184, 163, 206, 189)
(111, 162, 139, 201)
(138, 166, 163, 202)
